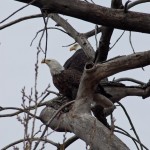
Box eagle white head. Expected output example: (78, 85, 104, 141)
(41, 59, 64, 75)
(70, 43, 81, 51)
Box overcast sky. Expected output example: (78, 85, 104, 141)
(0, 0, 150, 149)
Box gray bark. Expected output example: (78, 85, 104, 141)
(40, 107, 129, 150)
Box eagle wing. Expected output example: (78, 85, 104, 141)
(53, 69, 82, 100)
(63, 49, 88, 72)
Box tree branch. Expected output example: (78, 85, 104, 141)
(15, 0, 150, 33)
(95, 50, 150, 80)
(63, 135, 79, 149)
(73, 50, 150, 113)
(40, 107, 129, 150)
(0, 14, 42, 30)
(84, 26, 102, 38)
(94, 0, 123, 63)
(1, 137, 58, 150)
(49, 13, 95, 60)
(113, 77, 145, 85)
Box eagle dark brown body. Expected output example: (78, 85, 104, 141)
(53, 69, 82, 100)
(64, 49, 88, 72)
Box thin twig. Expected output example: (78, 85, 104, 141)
(114, 77, 145, 85)
(0, 107, 40, 119)
(95, 24, 99, 49)
(129, 32, 144, 71)
(0, 14, 42, 30)
(84, 26, 102, 38)
(0, 0, 37, 24)
(117, 102, 143, 150)
(62, 41, 76, 48)
(33, 100, 75, 150)
(110, 30, 125, 50)
(127, 0, 150, 9)
(42, 15, 49, 59)
(1, 137, 58, 150)
(30, 27, 68, 46)
(115, 128, 148, 150)
(129, 31, 135, 53)
(0, 96, 60, 118)
(115, 126, 140, 150)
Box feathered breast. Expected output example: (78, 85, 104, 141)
(52, 69, 82, 100)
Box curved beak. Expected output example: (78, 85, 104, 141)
(70, 46, 75, 51)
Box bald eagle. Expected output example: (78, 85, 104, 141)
(42, 59, 82, 100)
(42, 58, 112, 129)
(63, 44, 112, 129)
(63, 44, 88, 72)
(41, 58, 111, 100)
(64, 44, 111, 98)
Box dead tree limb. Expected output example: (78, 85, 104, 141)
(15, 0, 150, 33)
(40, 107, 129, 150)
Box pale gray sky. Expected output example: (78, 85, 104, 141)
(0, 0, 150, 149)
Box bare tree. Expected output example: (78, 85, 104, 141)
(0, 0, 150, 150)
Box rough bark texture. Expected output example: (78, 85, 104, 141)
(73, 50, 150, 114)
(103, 84, 150, 103)
(2, 1, 149, 149)
(93, 50, 150, 81)
(15, 0, 150, 33)
(40, 107, 129, 150)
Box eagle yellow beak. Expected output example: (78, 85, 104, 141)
(70, 46, 75, 51)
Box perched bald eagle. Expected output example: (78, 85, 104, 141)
(42, 59, 82, 100)
(63, 44, 112, 129)
(42, 58, 112, 129)
(64, 44, 111, 98)
(41, 58, 111, 100)
(42, 49, 112, 128)
(63, 44, 88, 72)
